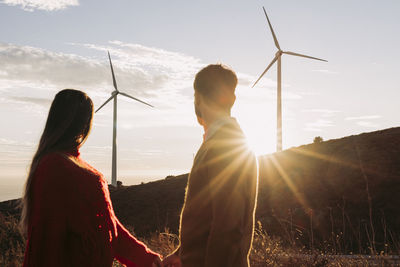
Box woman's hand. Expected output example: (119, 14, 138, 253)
(162, 253, 181, 267)
(152, 256, 163, 267)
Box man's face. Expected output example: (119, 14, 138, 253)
(194, 91, 204, 126)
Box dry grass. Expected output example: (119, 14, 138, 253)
(0, 214, 25, 267)
(1, 215, 399, 267)
(2, 217, 399, 267)
(249, 222, 399, 266)
(116, 222, 400, 267)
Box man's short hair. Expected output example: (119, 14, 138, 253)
(194, 64, 238, 109)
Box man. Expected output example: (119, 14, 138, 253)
(163, 64, 259, 267)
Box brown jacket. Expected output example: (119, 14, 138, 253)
(177, 118, 258, 267)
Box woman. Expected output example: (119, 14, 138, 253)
(20, 89, 162, 267)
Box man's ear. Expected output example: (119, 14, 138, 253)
(217, 92, 236, 107)
(194, 91, 202, 105)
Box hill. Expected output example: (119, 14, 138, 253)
(1, 127, 400, 256)
(111, 127, 400, 254)
(257, 127, 400, 254)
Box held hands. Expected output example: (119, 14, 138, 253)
(162, 253, 182, 267)
(152, 256, 163, 267)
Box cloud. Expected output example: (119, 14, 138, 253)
(357, 121, 380, 128)
(0, 41, 285, 121)
(236, 71, 275, 89)
(344, 115, 381, 128)
(0, 138, 34, 147)
(0, 138, 18, 146)
(0, 41, 214, 134)
(311, 69, 338, 74)
(9, 96, 51, 107)
(303, 109, 341, 118)
(72, 41, 203, 94)
(0, 41, 206, 111)
(303, 128, 322, 132)
(307, 119, 334, 127)
(1, 0, 79, 11)
(345, 115, 381, 120)
(0, 41, 285, 131)
(304, 119, 334, 132)
(235, 72, 301, 102)
(0, 43, 108, 90)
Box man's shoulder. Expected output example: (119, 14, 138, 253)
(206, 121, 255, 164)
(210, 121, 246, 148)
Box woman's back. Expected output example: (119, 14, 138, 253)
(22, 89, 160, 267)
(25, 150, 117, 266)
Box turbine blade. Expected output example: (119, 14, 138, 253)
(283, 51, 327, 62)
(108, 51, 119, 92)
(263, 7, 280, 50)
(95, 95, 115, 113)
(119, 92, 154, 108)
(252, 56, 278, 88)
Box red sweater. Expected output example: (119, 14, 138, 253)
(23, 149, 159, 267)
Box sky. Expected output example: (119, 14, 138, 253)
(0, 0, 399, 201)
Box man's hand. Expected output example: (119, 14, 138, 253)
(162, 253, 181, 267)
(152, 256, 163, 267)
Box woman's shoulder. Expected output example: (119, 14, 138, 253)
(36, 152, 71, 174)
(31, 153, 75, 195)
(36, 152, 104, 182)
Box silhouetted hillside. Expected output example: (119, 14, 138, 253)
(109, 174, 188, 235)
(257, 127, 400, 253)
(1, 127, 400, 255)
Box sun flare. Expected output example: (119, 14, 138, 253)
(244, 129, 275, 156)
(233, 98, 276, 156)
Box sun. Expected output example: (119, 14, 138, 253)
(232, 87, 277, 156)
(243, 127, 276, 156)
(234, 113, 276, 156)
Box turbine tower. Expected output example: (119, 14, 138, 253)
(96, 51, 153, 186)
(253, 7, 327, 152)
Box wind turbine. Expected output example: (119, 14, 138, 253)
(253, 7, 327, 152)
(96, 51, 153, 186)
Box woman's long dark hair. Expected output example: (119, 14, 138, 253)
(20, 89, 94, 235)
